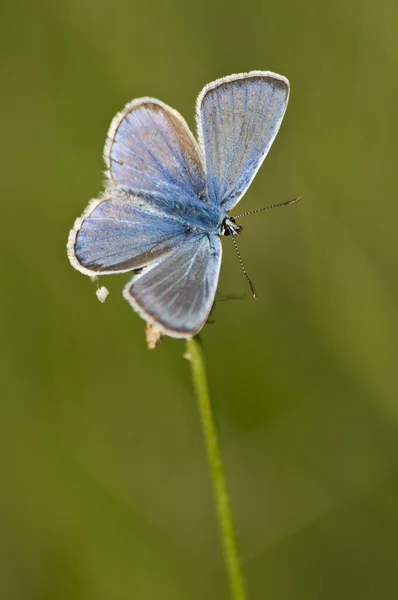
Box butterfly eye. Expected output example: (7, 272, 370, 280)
(221, 217, 242, 236)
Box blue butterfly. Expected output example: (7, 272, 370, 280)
(67, 71, 292, 338)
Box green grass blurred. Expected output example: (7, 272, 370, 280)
(2, 0, 398, 598)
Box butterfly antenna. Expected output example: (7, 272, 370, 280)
(230, 234, 257, 299)
(234, 196, 301, 219)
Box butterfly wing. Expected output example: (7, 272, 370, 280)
(104, 97, 206, 202)
(124, 234, 222, 338)
(69, 94, 223, 337)
(68, 195, 190, 275)
(196, 71, 289, 212)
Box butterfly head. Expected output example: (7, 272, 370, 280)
(220, 216, 243, 237)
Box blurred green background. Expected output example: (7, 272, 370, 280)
(2, 0, 398, 598)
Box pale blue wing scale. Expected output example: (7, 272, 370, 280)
(123, 234, 222, 338)
(196, 71, 289, 212)
(67, 196, 191, 275)
(104, 98, 206, 203)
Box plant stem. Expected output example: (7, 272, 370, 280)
(185, 337, 248, 600)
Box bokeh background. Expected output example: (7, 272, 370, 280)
(2, 0, 398, 598)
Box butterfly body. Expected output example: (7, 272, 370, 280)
(68, 71, 290, 338)
(114, 182, 227, 235)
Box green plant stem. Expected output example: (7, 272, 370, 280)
(185, 337, 247, 600)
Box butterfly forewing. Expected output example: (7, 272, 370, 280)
(104, 98, 206, 203)
(196, 71, 289, 211)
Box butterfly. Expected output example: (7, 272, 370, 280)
(67, 71, 293, 339)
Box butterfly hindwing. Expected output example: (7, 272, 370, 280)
(124, 234, 222, 338)
(68, 195, 190, 275)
